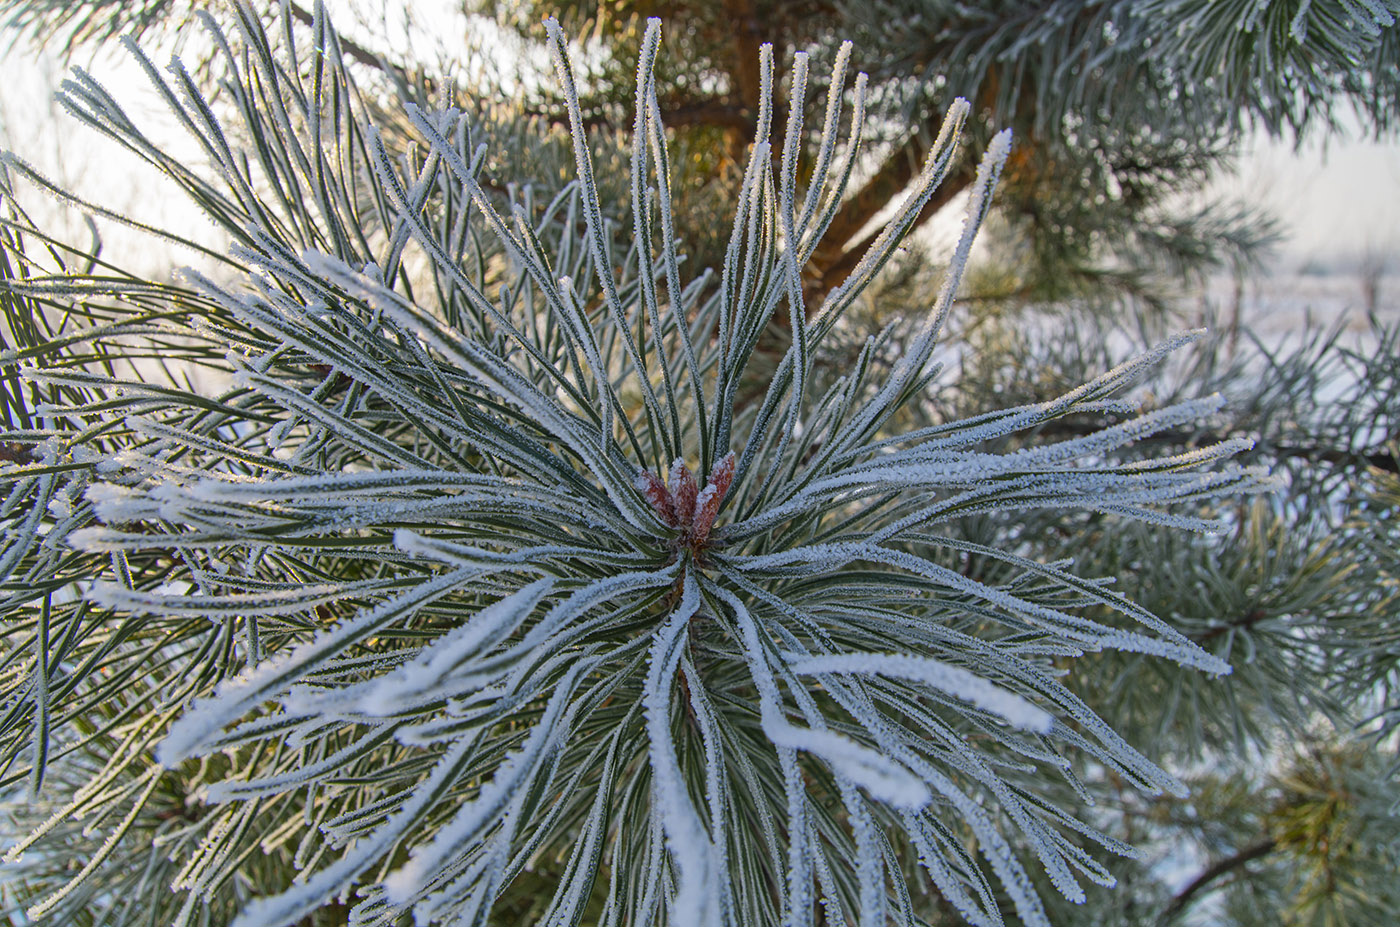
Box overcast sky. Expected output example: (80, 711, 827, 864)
(1215, 123, 1400, 272)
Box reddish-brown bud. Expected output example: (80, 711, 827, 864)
(636, 468, 678, 525)
(690, 451, 736, 545)
(669, 458, 698, 525)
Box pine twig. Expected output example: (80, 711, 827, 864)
(1157, 838, 1278, 925)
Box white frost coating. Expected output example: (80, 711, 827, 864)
(900, 812, 1001, 926)
(838, 784, 883, 927)
(380, 658, 594, 904)
(505, 564, 680, 657)
(394, 530, 648, 570)
(811, 841, 850, 927)
(797, 39, 852, 235)
(827, 126, 1009, 461)
(86, 579, 380, 617)
(679, 657, 734, 927)
(693, 481, 719, 516)
(713, 584, 931, 810)
(787, 652, 1052, 732)
(556, 274, 620, 452)
(82, 482, 161, 523)
(1048, 329, 1206, 415)
(23, 768, 163, 921)
(543, 16, 669, 462)
(811, 98, 969, 330)
(298, 250, 647, 526)
(733, 541, 1231, 675)
(845, 395, 1226, 478)
(227, 734, 478, 927)
(642, 571, 721, 927)
(345, 565, 675, 727)
(780, 745, 814, 927)
(354, 578, 553, 713)
(202, 724, 395, 802)
(157, 565, 480, 766)
(189, 468, 526, 500)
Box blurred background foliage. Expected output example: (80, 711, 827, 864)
(1, 1, 1397, 925)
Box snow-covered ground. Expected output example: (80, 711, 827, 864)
(1198, 268, 1399, 340)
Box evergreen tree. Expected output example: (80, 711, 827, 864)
(482, 0, 1399, 302)
(0, 3, 1395, 926)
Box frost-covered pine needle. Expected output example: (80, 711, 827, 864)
(0, 5, 1272, 926)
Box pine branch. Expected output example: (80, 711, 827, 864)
(810, 122, 948, 263)
(284, 1, 385, 73)
(722, 0, 765, 160)
(0, 7, 1281, 925)
(1156, 838, 1278, 925)
(808, 163, 973, 301)
(1026, 421, 1399, 476)
(521, 97, 755, 132)
(1195, 608, 1270, 646)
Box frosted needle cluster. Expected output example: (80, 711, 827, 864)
(0, 4, 1270, 926)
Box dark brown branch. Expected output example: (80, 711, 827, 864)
(807, 167, 974, 304)
(1157, 838, 1277, 925)
(1195, 608, 1270, 645)
(519, 99, 755, 133)
(286, 1, 400, 76)
(659, 100, 755, 132)
(814, 128, 937, 260)
(724, 0, 765, 124)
